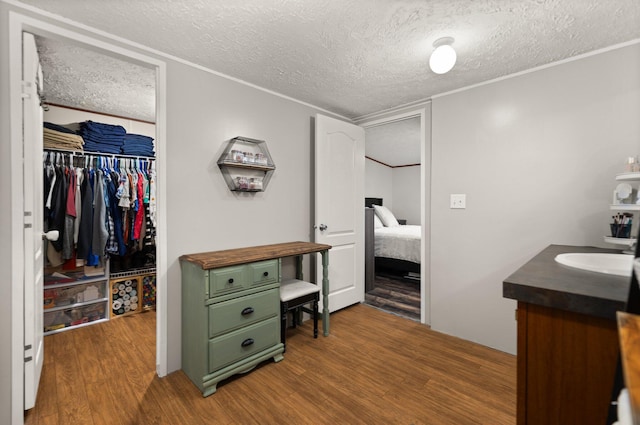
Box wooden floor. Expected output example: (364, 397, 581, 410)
(25, 304, 516, 425)
(365, 273, 421, 320)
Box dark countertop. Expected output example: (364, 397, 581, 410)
(503, 244, 631, 320)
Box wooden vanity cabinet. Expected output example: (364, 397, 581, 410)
(516, 301, 619, 425)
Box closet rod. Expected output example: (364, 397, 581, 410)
(43, 147, 155, 161)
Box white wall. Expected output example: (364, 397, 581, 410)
(392, 166, 420, 224)
(364, 159, 421, 224)
(365, 158, 393, 208)
(164, 61, 335, 371)
(430, 43, 640, 354)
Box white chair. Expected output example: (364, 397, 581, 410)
(280, 279, 319, 351)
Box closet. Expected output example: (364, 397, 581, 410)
(41, 106, 157, 335)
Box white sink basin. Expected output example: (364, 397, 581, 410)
(554, 253, 633, 277)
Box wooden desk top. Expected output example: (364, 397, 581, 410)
(617, 311, 640, 423)
(179, 241, 332, 270)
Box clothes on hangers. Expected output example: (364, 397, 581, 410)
(43, 150, 156, 270)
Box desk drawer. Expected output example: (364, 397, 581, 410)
(248, 260, 279, 287)
(208, 316, 279, 372)
(208, 288, 279, 338)
(209, 265, 245, 296)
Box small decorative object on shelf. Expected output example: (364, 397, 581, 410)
(217, 137, 275, 192)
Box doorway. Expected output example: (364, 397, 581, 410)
(9, 12, 167, 423)
(358, 106, 430, 325)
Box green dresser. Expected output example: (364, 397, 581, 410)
(180, 257, 284, 397)
(180, 241, 332, 396)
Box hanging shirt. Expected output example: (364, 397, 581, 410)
(76, 168, 94, 260)
(108, 170, 126, 256)
(133, 171, 145, 240)
(50, 165, 68, 253)
(148, 163, 156, 227)
(104, 171, 118, 255)
(91, 169, 109, 258)
(117, 171, 130, 209)
(45, 163, 56, 210)
(62, 168, 76, 260)
(74, 167, 83, 244)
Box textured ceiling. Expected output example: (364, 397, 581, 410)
(365, 117, 421, 167)
(35, 36, 156, 122)
(18, 0, 640, 123)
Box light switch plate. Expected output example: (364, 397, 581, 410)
(450, 194, 466, 209)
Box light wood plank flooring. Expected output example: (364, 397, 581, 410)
(25, 304, 516, 425)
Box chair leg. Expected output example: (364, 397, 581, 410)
(313, 299, 318, 339)
(292, 307, 297, 329)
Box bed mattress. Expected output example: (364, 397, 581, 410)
(374, 225, 421, 264)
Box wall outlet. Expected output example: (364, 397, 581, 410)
(450, 194, 466, 209)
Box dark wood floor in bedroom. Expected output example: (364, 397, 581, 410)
(364, 273, 420, 320)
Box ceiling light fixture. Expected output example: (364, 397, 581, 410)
(429, 37, 456, 74)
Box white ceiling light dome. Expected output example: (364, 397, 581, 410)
(429, 37, 457, 74)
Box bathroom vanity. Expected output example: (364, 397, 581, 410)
(503, 244, 630, 425)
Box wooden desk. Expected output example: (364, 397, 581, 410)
(180, 241, 332, 335)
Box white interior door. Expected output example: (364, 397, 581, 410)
(314, 114, 365, 312)
(22, 32, 44, 411)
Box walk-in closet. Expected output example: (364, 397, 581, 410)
(42, 106, 157, 337)
(36, 32, 158, 364)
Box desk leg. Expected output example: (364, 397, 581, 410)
(321, 250, 329, 336)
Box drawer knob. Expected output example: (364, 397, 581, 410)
(228, 278, 234, 284)
(241, 307, 254, 316)
(263, 271, 269, 277)
(241, 338, 254, 348)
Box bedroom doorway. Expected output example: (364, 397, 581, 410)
(358, 106, 430, 324)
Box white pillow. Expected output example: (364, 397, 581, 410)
(373, 204, 399, 227)
(373, 214, 383, 229)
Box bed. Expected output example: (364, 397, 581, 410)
(364, 198, 421, 291)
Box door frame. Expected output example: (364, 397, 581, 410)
(8, 12, 168, 423)
(357, 106, 430, 325)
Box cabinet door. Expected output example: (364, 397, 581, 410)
(519, 302, 618, 425)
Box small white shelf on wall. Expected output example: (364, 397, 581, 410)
(603, 236, 637, 246)
(606, 170, 640, 252)
(616, 172, 640, 181)
(217, 137, 276, 192)
(610, 204, 640, 211)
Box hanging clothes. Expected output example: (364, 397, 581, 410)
(148, 162, 157, 227)
(50, 164, 67, 253)
(133, 170, 145, 241)
(43, 149, 156, 270)
(76, 168, 93, 260)
(91, 169, 109, 259)
(62, 167, 76, 260)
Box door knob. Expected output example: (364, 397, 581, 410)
(319, 224, 328, 231)
(42, 230, 59, 241)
